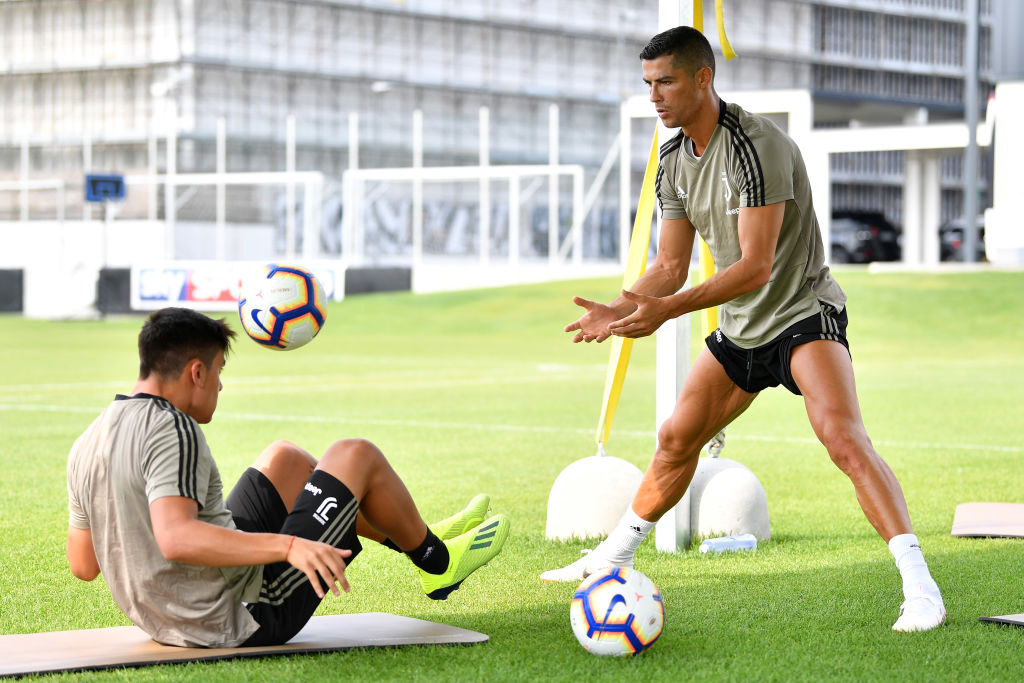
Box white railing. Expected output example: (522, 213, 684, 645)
(0, 179, 65, 222)
(342, 163, 584, 268)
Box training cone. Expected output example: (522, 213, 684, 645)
(545, 454, 643, 541)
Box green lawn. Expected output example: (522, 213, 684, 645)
(1, 268, 1022, 681)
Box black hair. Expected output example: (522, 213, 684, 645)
(639, 25, 716, 76)
(138, 307, 235, 380)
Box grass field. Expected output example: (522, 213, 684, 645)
(1, 268, 1023, 681)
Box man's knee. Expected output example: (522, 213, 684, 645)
(317, 438, 385, 478)
(655, 422, 702, 467)
(256, 440, 317, 475)
(820, 427, 874, 478)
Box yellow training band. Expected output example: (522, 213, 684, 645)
(715, 0, 737, 60)
(693, 0, 737, 61)
(697, 236, 718, 336)
(595, 127, 659, 447)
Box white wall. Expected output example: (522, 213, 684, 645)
(0, 219, 161, 318)
(984, 81, 1024, 265)
(0, 219, 163, 270)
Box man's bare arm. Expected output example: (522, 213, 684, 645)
(609, 202, 786, 338)
(66, 526, 100, 581)
(609, 215, 698, 310)
(150, 496, 352, 598)
(565, 216, 697, 343)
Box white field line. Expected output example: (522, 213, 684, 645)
(1, 401, 1021, 455)
(0, 375, 589, 395)
(227, 374, 588, 392)
(0, 364, 607, 395)
(0, 380, 129, 393)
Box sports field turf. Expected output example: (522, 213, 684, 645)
(1, 268, 1022, 681)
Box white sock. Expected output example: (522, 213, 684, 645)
(596, 508, 656, 564)
(888, 533, 942, 602)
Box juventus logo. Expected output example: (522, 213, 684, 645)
(313, 496, 338, 525)
(720, 171, 733, 202)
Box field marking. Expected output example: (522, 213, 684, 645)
(1, 401, 1021, 455)
(0, 380, 128, 393)
(0, 375, 591, 396)
(0, 364, 610, 396)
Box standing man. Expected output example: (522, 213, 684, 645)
(67, 307, 509, 647)
(541, 26, 944, 633)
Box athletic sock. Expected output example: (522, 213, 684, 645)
(380, 538, 402, 553)
(406, 529, 450, 575)
(888, 533, 941, 601)
(287, 470, 364, 564)
(597, 508, 656, 565)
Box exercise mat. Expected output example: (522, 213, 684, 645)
(0, 612, 488, 677)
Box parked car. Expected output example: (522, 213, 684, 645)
(939, 216, 985, 262)
(829, 210, 901, 264)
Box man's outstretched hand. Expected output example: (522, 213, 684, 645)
(606, 289, 673, 339)
(564, 296, 622, 343)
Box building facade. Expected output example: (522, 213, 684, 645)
(0, 0, 1009, 260)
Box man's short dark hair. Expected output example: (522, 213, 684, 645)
(640, 25, 716, 76)
(138, 307, 236, 380)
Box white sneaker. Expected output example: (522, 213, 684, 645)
(539, 549, 632, 583)
(892, 593, 946, 632)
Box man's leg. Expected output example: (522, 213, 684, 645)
(234, 439, 439, 644)
(790, 342, 910, 537)
(227, 441, 316, 536)
(315, 439, 429, 549)
(789, 340, 945, 632)
(242, 440, 485, 545)
(315, 439, 510, 601)
(228, 441, 347, 646)
(541, 349, 757, 581)
(251, 440, 317, 510)
(251, 438, 505, 588)
(243, 438, 509, 643)
(633, 348, 759, 521)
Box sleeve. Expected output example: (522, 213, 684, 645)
(67, 437, 90, 529)
(736, 130, 796, 209)
(656, 136, 688, 221)
(67, 470, 89, 530)
(143, 410, 213, 509)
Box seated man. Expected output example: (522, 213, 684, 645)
(66, 307, 509, 647)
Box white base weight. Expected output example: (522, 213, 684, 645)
(655, 457, 770, 551)
(545, 455, 643, 541)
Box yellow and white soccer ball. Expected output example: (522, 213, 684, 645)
(237, 264, 327, 350)
(570, 566, 664, 656)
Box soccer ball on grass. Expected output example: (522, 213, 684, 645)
(570, 566, 664, 656)
(238, 264, 327, 350)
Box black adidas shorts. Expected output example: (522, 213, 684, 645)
(227, 468, 362, 646)
(705, 303, 850, 396)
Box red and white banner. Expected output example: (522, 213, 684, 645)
(130, 262, 342, 311)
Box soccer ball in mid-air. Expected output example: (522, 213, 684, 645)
(238, 264, 327, 350)
(570, 566, 664, 656)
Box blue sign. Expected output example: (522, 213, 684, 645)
(85, 174, 126, 202)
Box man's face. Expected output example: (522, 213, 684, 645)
(191, 350, 225, 424)
(642, 54, 707, 130)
